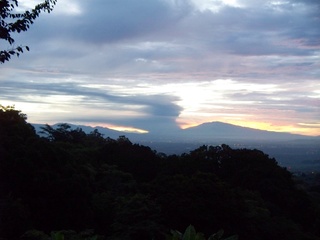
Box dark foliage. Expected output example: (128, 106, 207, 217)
(1, 106, 320, 240)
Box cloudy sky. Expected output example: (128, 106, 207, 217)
(1, 0, 319, 135)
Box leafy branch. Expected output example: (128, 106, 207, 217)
(0, 0, 57, 63)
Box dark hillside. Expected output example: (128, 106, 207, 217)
(181, 121, 308, 140)
(1, 106, 320, 240)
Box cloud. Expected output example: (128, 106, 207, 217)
(8, 0, 319, 79)
(0, 79, 182, 131)
(1, 0, 319, 135)
(24, 0, 192, 44)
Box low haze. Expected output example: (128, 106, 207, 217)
(1, 0, 319, 136)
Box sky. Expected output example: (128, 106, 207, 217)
(1, 0, 319, 136)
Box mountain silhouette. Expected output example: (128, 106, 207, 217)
(180, 121, 309, 141)
(33, 121, 313, 142)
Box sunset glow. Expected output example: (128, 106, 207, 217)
(88, 123, 149, 134)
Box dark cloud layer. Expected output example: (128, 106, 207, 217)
(28, 0, 192, 44)
(0, 80, 182, 131)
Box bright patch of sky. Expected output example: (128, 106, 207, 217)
(18, 0, 82, 15)
(191, 0, 243, 12)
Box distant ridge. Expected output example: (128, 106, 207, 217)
(33, 121, 313, 142)
(181, 121, 308, 141)
(32, 122, 320, 170)
(33, 123, 125, 140)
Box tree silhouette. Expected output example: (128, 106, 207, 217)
(0, 0, 57, 63)
(1, 107, 320, 240)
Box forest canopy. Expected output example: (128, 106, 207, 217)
(0, 106, 320, 240)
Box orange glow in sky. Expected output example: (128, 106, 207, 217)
(87, 123, 149, 134)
